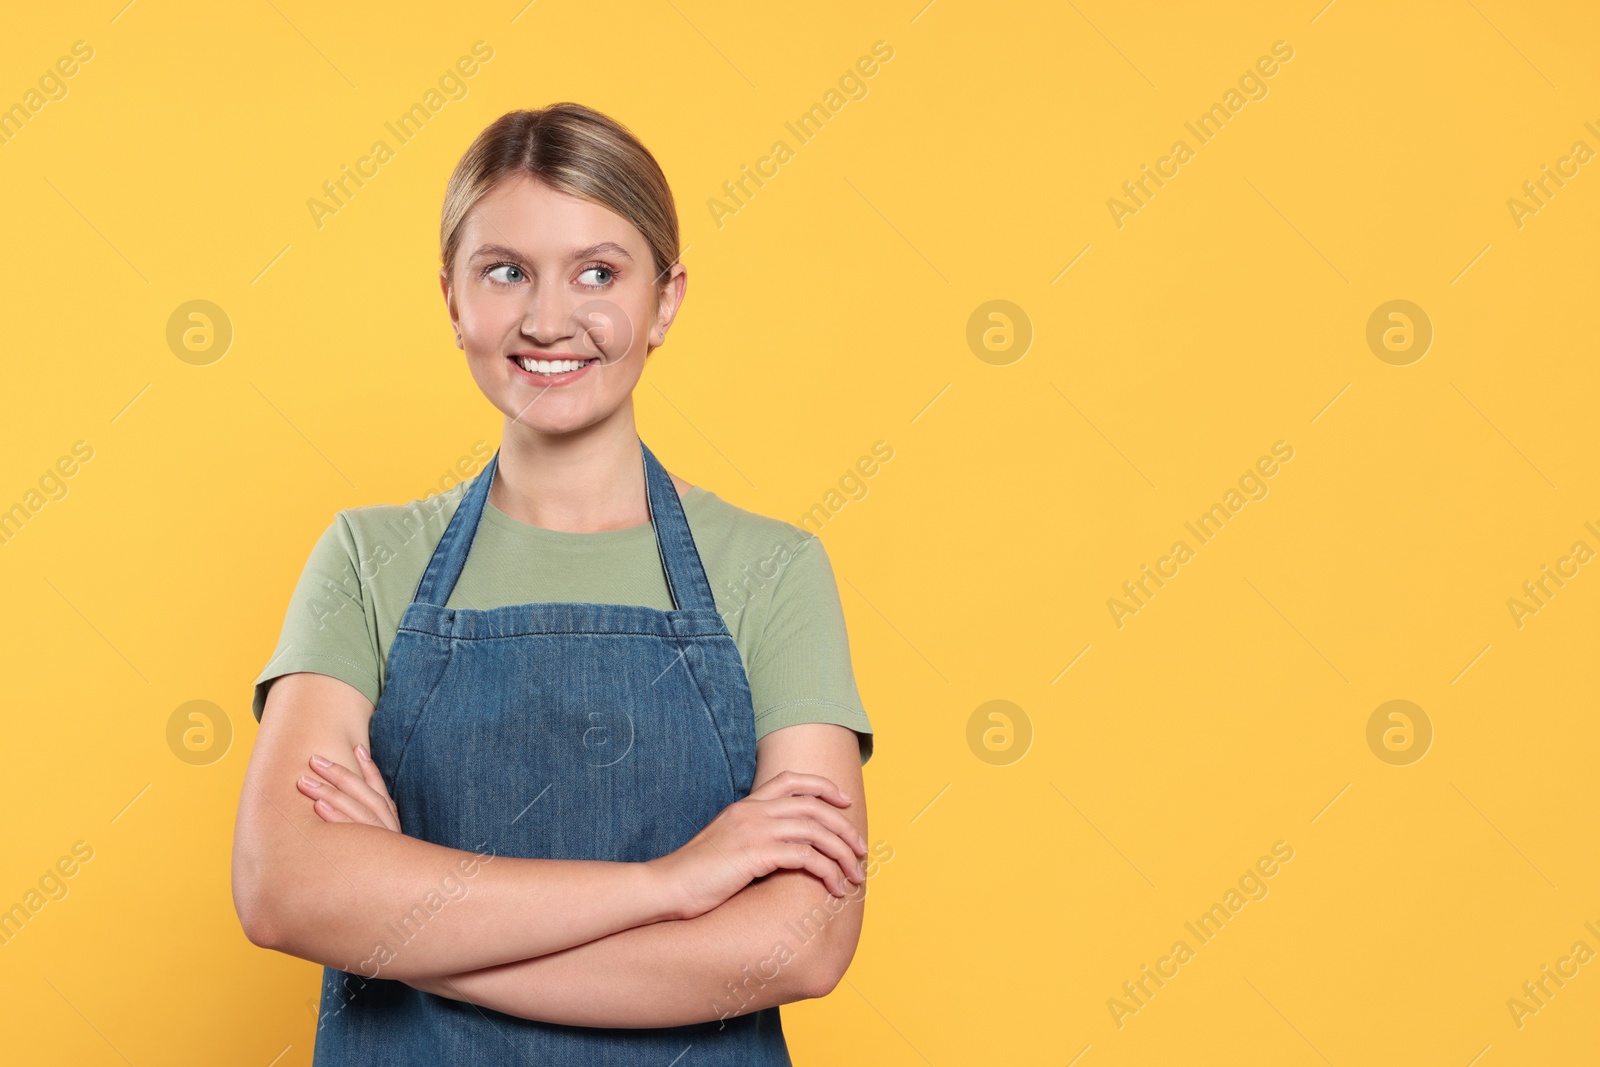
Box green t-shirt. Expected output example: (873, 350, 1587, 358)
(252, 479, 874, 765)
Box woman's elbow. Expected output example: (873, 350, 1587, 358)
(798, 923, 864, 1000)
(233, 881, 282, 950)
(231, 841, 292, 950)
(232, 863, 282, 949)
(798, 950, 851, 1000)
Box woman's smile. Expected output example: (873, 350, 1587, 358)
(507, 352, 602, 385)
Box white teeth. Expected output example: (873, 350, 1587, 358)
(515, 356, 595, 374)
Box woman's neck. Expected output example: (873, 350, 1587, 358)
(488, 414, 686, 533)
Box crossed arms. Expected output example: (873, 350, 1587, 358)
(230, 671, 871, 1028)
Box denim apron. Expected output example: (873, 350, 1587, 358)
(311, 437, 792, 1066)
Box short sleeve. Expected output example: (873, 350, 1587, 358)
(251, 513, 383, 721)
(746, 533, 874, 765)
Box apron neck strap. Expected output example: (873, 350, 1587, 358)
(411, 437, 717, 613)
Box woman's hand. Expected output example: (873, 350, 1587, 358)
(649, 769, 869, 922)
(295, 744, 402, 832)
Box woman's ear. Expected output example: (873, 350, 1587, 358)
(440, 268, 463, 350)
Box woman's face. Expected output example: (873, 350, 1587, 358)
(441, 173, 684, 436)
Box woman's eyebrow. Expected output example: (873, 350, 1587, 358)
(467, 241, 634, 263)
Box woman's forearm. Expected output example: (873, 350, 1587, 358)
(235, 791, 681, 981)
(412, 869, 866, 1028)
(234, 675, 688, 980)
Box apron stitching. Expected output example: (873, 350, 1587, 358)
(673, 636, 744, 799)
(387, 639, 458, 791)
(396, 625, 725, 639)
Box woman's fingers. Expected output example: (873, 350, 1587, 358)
(737, 774, 868, 896)
(772, 836, 859, 896)
(769, 796, 867, 856)
(353, 744, 400, 820)
(313, 799, 351, 822)
(778, 843, 844, 895)
(771, 816, 866, 891)
(297, 774, 367, 824)
(305, 753, 401, 831)
(749, 769, 852, 808)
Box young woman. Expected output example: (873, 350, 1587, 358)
(232, 103, 876, 1064)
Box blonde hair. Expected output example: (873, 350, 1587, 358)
(440, 104, 680, 293)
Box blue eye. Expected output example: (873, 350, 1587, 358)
(578, 266, 614, 288)
(483, 262, 524, 285)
